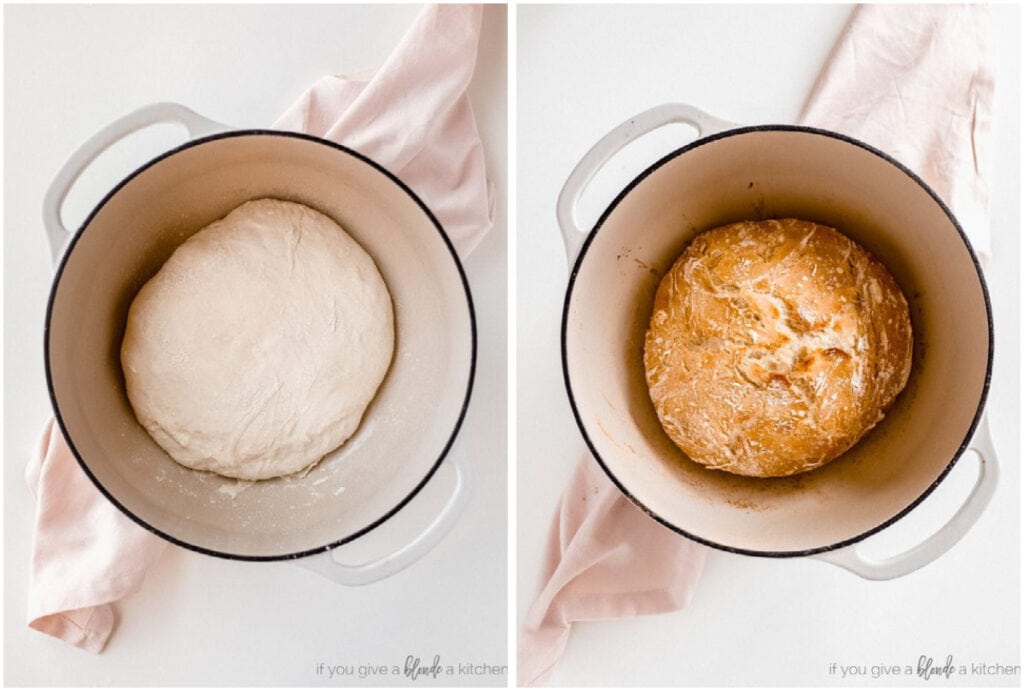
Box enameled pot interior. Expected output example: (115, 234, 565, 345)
(564, 127, 990, 555)
(47, 133, 474, 559)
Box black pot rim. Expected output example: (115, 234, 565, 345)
(44, 129, 477, 562)
(560, 123, 994, 559)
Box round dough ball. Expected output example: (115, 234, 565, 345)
(643, 219, 912, 478)
(122, 199, 394, 480)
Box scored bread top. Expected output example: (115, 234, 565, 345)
(643, 218, 913, 478)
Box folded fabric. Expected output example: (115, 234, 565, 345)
(26, 420, 168, 654)
(274, 3, 494, 257)
(519, 4, 995, 685)
(519, 459, 707, 686)
(798, 3, 994, 260)
(26, 2, 493, 653)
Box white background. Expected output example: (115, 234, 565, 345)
(517, 4, 1020, 687)
(4, 4, 507, 686)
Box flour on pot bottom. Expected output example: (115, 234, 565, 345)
(121, 198, 394, 481)
(643, 218, 912, 478)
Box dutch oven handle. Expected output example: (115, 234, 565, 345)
(814, 415, 999, 580)
(555, 103, 738, 269)
(295, 450, 472, 586)
(42, 102, 229, 263)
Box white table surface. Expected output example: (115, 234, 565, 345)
(517, 4, 1020, 687)
(3, 4, 507, 686)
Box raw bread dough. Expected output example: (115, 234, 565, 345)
(121, 198, 394, 480)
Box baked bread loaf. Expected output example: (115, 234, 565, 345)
(643, 218, 912, 478)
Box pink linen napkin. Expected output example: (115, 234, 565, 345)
(798, 3, 994, 260)
(274, 4, 494, 257)
(518, 460, 708, 685)
(26, 3, 493, 653)
(519, 4, 995, 685)
(26, 421, 168, 654)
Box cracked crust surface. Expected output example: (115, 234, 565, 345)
(643, 219, 912, 477)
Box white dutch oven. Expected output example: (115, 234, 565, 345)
(558, 104, 997, 580)
(44, 103, 475, 584)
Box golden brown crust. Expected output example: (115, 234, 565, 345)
(643, 219, 912, 477)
